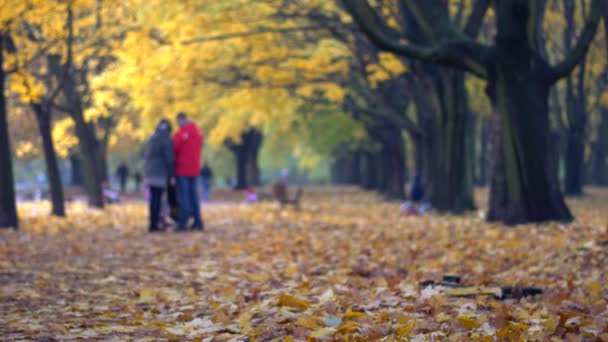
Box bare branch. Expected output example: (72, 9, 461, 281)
(549, 0, 604, 83)
(341, 0, 490, 78)
(181, 25, 330, 45)
(463, 0, 491, 38)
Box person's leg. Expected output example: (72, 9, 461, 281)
(176, 177, 191, 230)
(202, 179, 210, 201)
(149, 187, 162, 231)
(189, 177, 204, 229)
(201, 178, 206, 202)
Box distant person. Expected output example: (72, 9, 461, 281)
(245, 187, 257, 202)
(102, 180, 120, 204)
(409, 175, 424, 203)
(280, 168, 289, 184)
(401, 175, 430, 216)
(173, 112, 204, 231)
(116, 162, 130, 193)
(143, 119, 174, 233)
(200, 162, 213, 202)
(133, 171, 142, 192)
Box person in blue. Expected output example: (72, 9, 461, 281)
(200, 162, 213, 202)
(401, 175, 430, 216)
(409, 175, 424, 203)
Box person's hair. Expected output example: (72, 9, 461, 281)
(176, 112, 187, 120)
(157, 118, 171, 131)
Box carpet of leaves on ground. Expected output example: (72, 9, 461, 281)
(1, 187, 608, 341)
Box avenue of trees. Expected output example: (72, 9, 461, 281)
(1, 0, 607, 228)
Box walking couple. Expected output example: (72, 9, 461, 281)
(143, 113, 204, 232)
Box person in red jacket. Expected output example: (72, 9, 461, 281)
(173, 112, 204, 231)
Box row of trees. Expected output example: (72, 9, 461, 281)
(1, 0, 607, 228)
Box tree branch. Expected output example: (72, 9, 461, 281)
(180, 25, 331, 45)
(549, 0, 604, 83)
(340, 0, 490, 78)
(463, 0, 491, 38)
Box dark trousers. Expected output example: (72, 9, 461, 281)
(176, 176, 203, 229)
(148, 186, 164, 231)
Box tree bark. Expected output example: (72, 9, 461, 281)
(33, 104, 66, 217)
(590, 108, 608, 185)
(486, 5, 572, 223)
(71, 110, 105, 207)
(244, 129, 263, 186)
(69, 153, 83, 186)
(350, 150, 363, 186)
(477, 117, 491, 186)
(362, 151, 379, 190)
(379, 126, 406, 200)
(233, 144, 247, 190)
(229, 129, 263, 190)
(563, 0, 587, 195)
(0, 37, 18, 228)
(410, 67, 475, 212)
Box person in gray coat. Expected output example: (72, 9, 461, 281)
(144, 118, 174, 232)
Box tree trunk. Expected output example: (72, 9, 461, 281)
(98, 144, 109, 183)
(72, 111, 104, 207)
(69, 153, 83, 186)
(563, 1, 587, 195)
(590, 108, 608, 185)
(350, 150, 363, 186)
(477, 117, 491, 186)
(229, 129, 263, 190)
(486, 8, 572, 223)
(230, 144, 247, 190)
(331, 154, 351, 185)
(362, 151, 379, 190)
(244, 129, 262, 186)
(410, 67, 475, 212)
(379, 127, 406, 200)
(33, 104, 66, 217)
(487, 108, 509, 221)
(0, 38, 18, 229)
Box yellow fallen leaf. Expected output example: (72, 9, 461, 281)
(239, 311, 253, 332)
(588, 281, 601, 300)
(396, 320, 415, 337)
(297, 315, 322, 329)
(457, 315, 482, 329)
(342, 307, 366, 320)
(445, 286, 500, 297)
(309, 327, 335, 338)
(278, 294, 310, 310)
(139, 288, 156, 303)
(337, 321, 360, 334)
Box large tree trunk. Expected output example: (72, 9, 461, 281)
(487, 4, 572, 223)
(33, 104, 66, 217)
(563, 1, 587, 196)
(0, 38, 18, 228)
(410, 68, 475, 212)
